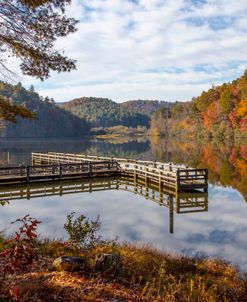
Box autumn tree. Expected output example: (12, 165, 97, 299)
(219, 90, 235, 114)
(0, 0, 78, 122)
(236, 99, 247, 118)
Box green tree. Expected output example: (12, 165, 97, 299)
(0, 0, 77, 80)
(0, 95, 35, 122)
(0, 0, 78, 122)
(220, 90, 234, 114)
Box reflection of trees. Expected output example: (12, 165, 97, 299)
(88, 139, 151, 159)
(150, 138, 247, 200)
(0, 138, 151, 166)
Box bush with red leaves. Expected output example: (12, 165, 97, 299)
(0, 215, 41, 291)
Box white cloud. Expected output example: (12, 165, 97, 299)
(2, 0, 247, 102)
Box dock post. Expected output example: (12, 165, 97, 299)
(159, 191, 163, 204)
(159, 171, 162, 193)
(26, 165, 30, 182)
(134, 161, 137, 184)
(20, 165, 24, 176)
(145, 165, 148, 187)
(169, 195, 174, 234)
(27, 184, 30, 200)
(52, 164, 55, 175)
(89, 162, 92, 177)
(204, 170, 208, 192)
(176, 169, 180, 192)
(59, 164, 62, 181)
(176, 193, 180, 213)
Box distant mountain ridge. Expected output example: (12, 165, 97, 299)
(121, 100, 171, 117)
(61, 97, 150, 128)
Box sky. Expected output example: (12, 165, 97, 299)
(5, 0, 247, 102)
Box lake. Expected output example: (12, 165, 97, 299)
(0, 137, 246, 271)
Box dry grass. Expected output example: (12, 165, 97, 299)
(0, 238, 247, 301)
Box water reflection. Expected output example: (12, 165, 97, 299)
(0, 176, 208, 234)
(0, 137, 151, 166)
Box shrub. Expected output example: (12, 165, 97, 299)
(64, 212, 101, 250)
(0, 215, 41, 291)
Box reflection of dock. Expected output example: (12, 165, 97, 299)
(0, 176, 208, 234)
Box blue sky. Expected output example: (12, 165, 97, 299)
(6, 0, 247, 102)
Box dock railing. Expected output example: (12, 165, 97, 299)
(0, 160, 119, 184)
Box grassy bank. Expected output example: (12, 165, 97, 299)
(0, 236, 246, 301)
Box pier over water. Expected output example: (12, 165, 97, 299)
(0, 152, 208, 193)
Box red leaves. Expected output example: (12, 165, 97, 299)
(0, 215, 41, 284)
(9, 286, 19, 301)
(228, 111, 237, 128)
(239, 116, 247, 131)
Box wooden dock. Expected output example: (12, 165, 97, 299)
(0, 152, 208, 193)
(31, 152, 208, 192)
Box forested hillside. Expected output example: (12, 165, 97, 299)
(61, 97, 150, 127)
(121, 100, 170, 117)
(151, 70, 247, 139)
(0, 82, 90, 138)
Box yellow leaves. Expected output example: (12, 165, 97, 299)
(151, 128, 162, 145)
(236, 99, 247, 118)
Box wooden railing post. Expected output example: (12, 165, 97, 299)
(204, 170, 208, 192)
(27, 184, 30, 200)
(59, 164, 62, 181)
(176, 169, 180, 192)
(153, 161, 157, 169)
(26, 165, 30, 182)
(169, 195, 174, 234)
(89, 162, 92, 177)
(159, 170, 162, 193)
(145, 165, 148, 187)
(134, 161, 137, 184)
(20, 165, 24, 176)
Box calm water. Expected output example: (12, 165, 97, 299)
(0, 137, 246, 270)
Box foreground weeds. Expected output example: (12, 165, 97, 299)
(0, 214, 246, 301)
(1, 239, 246, 301)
